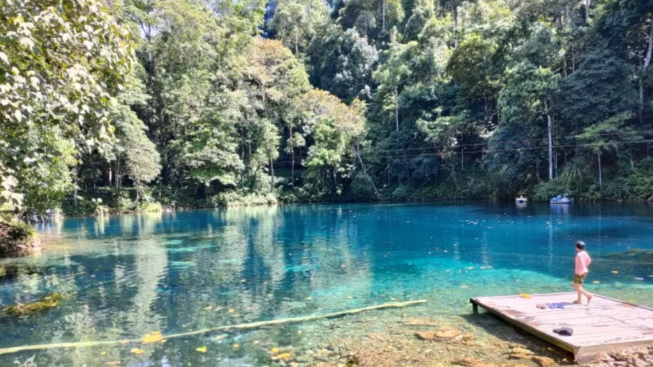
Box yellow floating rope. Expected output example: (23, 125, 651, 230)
(0, 300, 427, 356)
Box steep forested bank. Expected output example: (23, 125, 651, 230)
(276, 0, 653, 203)
(1, 0, 653, 220)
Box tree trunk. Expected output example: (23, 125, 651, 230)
(291, 149, 295, 188)
(461, 148, 464, 171)
(598, 152, 602, 186)
(289, 131, 295, 187)
(270, 159, 275, 192)
(352, 145, 381, 200)
(295, 32, 299, 55)
(115, 158, 121, 190)
(584, 0, 591, 23)
(394, 88, 399, 131)
(382, 0, 386, 33)
(434, 145, 438, 182)
(453, 6, 459, 49)
(640, 22, 653, 125)
(547, 110, 553, 181)
(640, 78, 645, 125)
(386, 164, 390, 186)
(73, 169, 79, 208)
(289, 126, 295, 188)
(240, 141, 245, 188)
(451, 170, 458, 191)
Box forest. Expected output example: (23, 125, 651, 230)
(2, 0, 653, 218)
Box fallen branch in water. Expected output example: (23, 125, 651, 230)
(0, 299, 427, 356)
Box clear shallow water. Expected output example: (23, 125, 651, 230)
(1, 202, 653, 366)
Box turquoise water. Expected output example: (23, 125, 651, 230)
(1, 203, 653, 366)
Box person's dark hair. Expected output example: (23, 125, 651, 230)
(576, 241, 586, 250)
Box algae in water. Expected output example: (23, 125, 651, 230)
(604, 249, 653, 263)
(3, 294, 64, 316)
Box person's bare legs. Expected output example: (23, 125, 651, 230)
(581, 285, 593, 305)
(573, 283, 593, 305)
(573, 283, 582, 304)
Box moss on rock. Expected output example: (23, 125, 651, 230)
(3, 294, 64, 316)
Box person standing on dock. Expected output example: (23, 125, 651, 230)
(573, 241, 593, 305)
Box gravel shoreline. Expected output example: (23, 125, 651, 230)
(584, 346, 653, 367)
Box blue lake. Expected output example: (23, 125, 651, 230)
(1, 203, 652, 366)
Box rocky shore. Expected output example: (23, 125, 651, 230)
(586, 346, 653, 367)
(217, 307, 653, 367)
(0, 220, 41, 257)
(231, 308, 576, 367)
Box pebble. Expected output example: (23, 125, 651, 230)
(455, 357, 498, 367)
(511, 348, 533, 355)
(532, 356, 555, 366)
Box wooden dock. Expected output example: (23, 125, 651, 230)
(470, 292, 653, 362)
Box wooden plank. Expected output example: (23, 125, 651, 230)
(470, 297, 576, 353)
(471, 292, 653, 362)
(524, 315, 653, 329)
(524, 308, 653, 320)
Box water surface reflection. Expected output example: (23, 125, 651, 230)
(0, 203, 651, 366)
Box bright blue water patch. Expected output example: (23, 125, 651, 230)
(0, 203, 652, 365)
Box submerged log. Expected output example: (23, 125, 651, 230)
(3, 294, 64, 316)
(0, 300, 427, 356)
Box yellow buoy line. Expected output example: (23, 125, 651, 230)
(0, 300, 427, 356)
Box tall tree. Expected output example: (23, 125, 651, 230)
(577, 112, 641, 186)
(373, 30, 414, 131)
(307, 25, 379, 101)
(499, 61, 559, 180)
(0, 0, 134, 211)
(271, 0, 329, 55)
(337, 0, 405, 40)
(110, 73, 161, 198)
(296, 90, 368, 197)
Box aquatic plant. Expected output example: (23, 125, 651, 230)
(604, 249, 653, 263)
(3, 294, 64, 316)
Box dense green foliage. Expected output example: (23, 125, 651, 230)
(0, 0, 135, 213)
(289, 0, 653, 203)
(2, 0, 653, 217)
